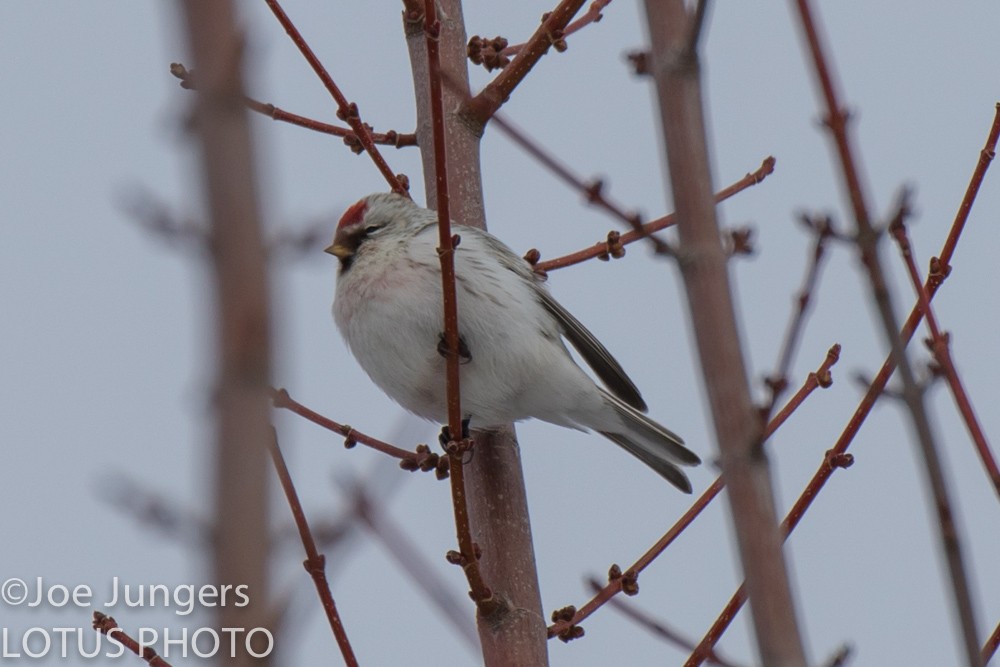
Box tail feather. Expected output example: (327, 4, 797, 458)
(598, 389, 700, 492)
(599, 431, 694, 493)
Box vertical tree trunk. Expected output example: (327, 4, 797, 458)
(641, 2, 808, 665)
(403, 2, 549, 664)
(178, 2, 274, 663)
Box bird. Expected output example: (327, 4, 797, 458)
(326, 192, 700, 492)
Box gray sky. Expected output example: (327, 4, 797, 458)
(2, 2, 998, 665)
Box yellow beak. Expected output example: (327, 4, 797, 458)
(325, 243, 352, 258)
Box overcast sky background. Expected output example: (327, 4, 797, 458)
(2, 2, 999, 666)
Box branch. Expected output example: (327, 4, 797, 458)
(763, 212, 835, 415)
(268, 429, 359, 666)
(643, 2, 808, 664)
(93, 613, 172, 666)
(404, 3, 548, 662)
(585, 578, 744, 667)
(888, 194, 1000, 499)
(549, 345, 839, 641)
(169, 63, 416, 149)
(791, 3, 982, 663)
(176, 2, 273, 661)
(532, 156, 774, 272)
(982, 620, 1000, 665)
(263, 0, 407, 193)
(487, 112, 673, 256)
(272, 388, 448, 476)
(462, 0, 587, 127)
(686, 104, 999, 660)
(501, 0, 612, 58)
(420, 0, 495, 613)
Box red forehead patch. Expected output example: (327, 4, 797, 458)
(337, 199, 367, 230)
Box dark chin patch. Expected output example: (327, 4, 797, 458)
(338, 255, 354, 274)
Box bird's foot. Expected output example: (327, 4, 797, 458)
(438, 418, 472, 450)
(437, 332, 472, 364)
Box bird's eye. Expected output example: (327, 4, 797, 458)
(364, 225, 382, 235)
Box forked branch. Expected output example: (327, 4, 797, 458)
(791, 3, 983, 662)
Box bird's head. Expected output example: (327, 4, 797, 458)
(325, 192, 418, 272)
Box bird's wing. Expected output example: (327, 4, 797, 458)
(469, 228, 649, 412)
(536, 290, 648, 412)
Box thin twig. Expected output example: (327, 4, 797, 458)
(586, 578, 744, 667)
(938, 103, 1000, 268)
(269, 428, 358, 667)
(684, 0, 712, 57)
(423, 0, 494, 611)
(888, 194, 1000, 499)
(764, 213, 834, 416)
(489, 112, 672, 255)
(791, 4, 982, 663)
(982, 620, 1000, 665)
(549, 345, 839, 640)
(348, 481, 480, 649)
(463, 0, 587, 127)
(169, 62, 416, 148)
(97, 476, 209, 545)
(262, 0, 407, 193)
(272, 388, 446, 475)
(532, 156, 775, 272)
(687, 104, 999, 660)
(92, 613, 172, 666)
(502, 0, 613, 57)
(267, 429, 359, 666)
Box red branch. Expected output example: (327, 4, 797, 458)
(889, 200, 1000, 499)
(983, 620, 1000, 665)
(530, 156, 775, 273)
(271, 388, 446, 475)
(463, 0, 587, 126)
(764, 213, 834, 415)
(548, 345, 840, 640)
(503, 0, 612, 56)
(421, 0, 494, 611)
(686, 103, 1000, 665)
(263, 0, 406, 193)
(168, 63, 416, 149)
(267, 429, 359, 667)
(586, 578, 742, 667)
(488, 113, 670, 255)
(92, 613, 172, 666)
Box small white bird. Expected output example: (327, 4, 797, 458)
(327, 193, 700, 492)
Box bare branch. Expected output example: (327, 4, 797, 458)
(93, 613, 173, 666)
(982, 620, 1000, 665)
(262, 0, 407, 193)
(170, 62, 416, 149)
(763, 212, 835, 415)
(550, 346, 839, 642)
(532, 156, 774, 272)
(687, 104, 999, 657)
(176, 2, 273, 661)
(888, 194, 1000, 499)
(643, 2, 808, 663)
(272, 388, 448, 476)
(268, 429, 359, 666)
(586, 578, 745, 667)
(462, 0, 587, 127)
(791, 3, 983, 662)
(501, 0, 613, 58)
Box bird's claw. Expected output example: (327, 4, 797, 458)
(438, 418, 472, 448)
(437, 333, 472, 364)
